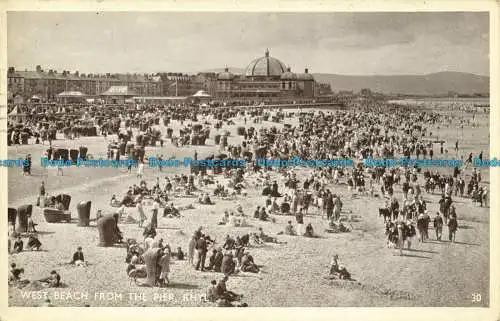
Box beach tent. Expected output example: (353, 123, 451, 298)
(192, 90, 211, 98)
(30, 95, 41, 103)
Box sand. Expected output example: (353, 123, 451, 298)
(7, 106, 490, 307)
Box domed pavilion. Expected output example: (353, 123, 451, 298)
(216, 49, 316, 100)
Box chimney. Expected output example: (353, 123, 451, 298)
(106, 73, 111, 78)
(36, 65, 42, 72)
(75, 70, 79, 77)
(8, 67, 14, 74)
(304, 68, 309, 74)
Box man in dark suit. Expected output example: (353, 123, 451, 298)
(325, 191, 334, 220)
(433, 212, 444, 241)
(195, 235, 208, 271)
(448, 216, 458, 242)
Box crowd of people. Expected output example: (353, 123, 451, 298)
(7, 97, 489, 306)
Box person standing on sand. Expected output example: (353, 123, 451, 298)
(195, 235, 208, 271)
(158, 247, 171, 287)
(150, 198, 159, 229)
(57, 155, 64, 176)
(448, 216, 458, 242)
(137, 161, 144, 180)
(396, 221, 404, 256)
(136, 201, 146, 227)
(295, 208, 304, 236)
(433, 212, 444, 241)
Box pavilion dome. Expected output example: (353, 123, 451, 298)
(217, 67, 234, 80)
(281, 67, 297, 80)
(244, 49, 287, 77)
(296, 68, 314, 81)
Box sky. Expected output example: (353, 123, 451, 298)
(7, 12, 490, 76)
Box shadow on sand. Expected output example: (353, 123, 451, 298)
(452, 241, 481, 246)
(166, 283, 199, 290)
(406, 248, 438, 254)
(399, 253, 432, 259)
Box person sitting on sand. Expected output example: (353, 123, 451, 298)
(110, 194, 120, 207)
(303, 223, 315, 237)
(278, 221, 296, 236)
(163, 202, 180, 218)
(9, 263, 25, 285)
(212, 248, 224, 272)
(27, 234, 42, 251)
(219, 211, 230, 225)
(329, 255, 351, 280)
(235, 203, 245, 216)
(253, 206, 260, 219)
(221, 251, 236, 275)
(259, 207, 269, 221)
(206, 280, 218, 303)
(127, 256, 147, 282)
(271, 197, 280, 214)
(223, 235, 236, 250)
(199, 193, 213, 205)
(39, 270, 61, 288)
(12, 236, 23, 253)
(215, 275, 242, 302)
(70, 246, 87, 266)
(255, 227, 278, 243)
(176, 247, 185, 260)
(240, 252, 259, 273)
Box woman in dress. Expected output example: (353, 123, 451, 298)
(136, 200, 146, 227)
(150, 198, 159, 229)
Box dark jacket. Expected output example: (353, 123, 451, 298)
(433, 216, 443, 229)
(295, 212, 304, 224)
(196, 238, 208, 253)
(72, 251, 84, 262)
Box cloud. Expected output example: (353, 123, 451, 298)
(7, 12, 489, 75)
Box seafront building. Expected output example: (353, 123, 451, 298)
(7, 49, 332, 104)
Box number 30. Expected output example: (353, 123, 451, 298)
(472, 293, 482, 303)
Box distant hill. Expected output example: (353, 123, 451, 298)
(312, 71, 489, 96)
(199, 69, 489, 96)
